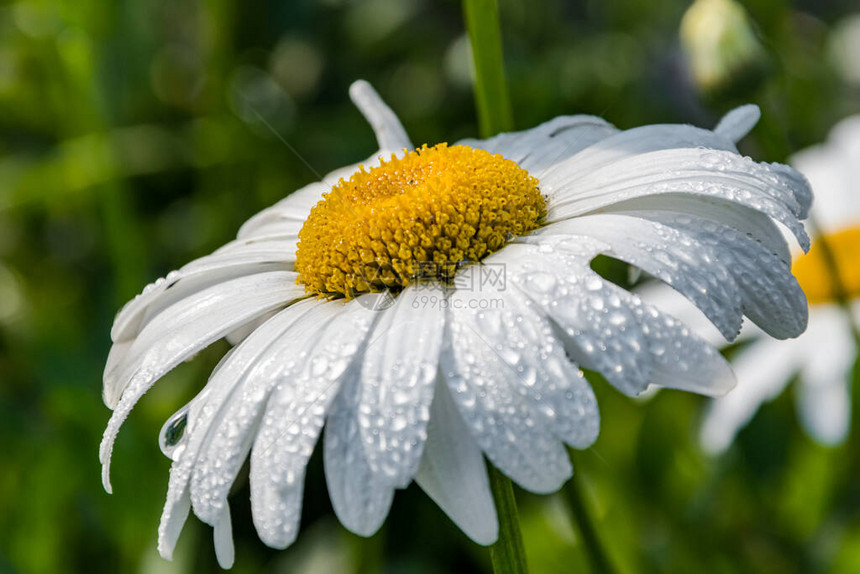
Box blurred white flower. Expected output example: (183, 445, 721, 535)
(643, 115, 860, 454)
(100, 81, 810, 567)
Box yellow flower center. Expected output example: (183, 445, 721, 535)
(792, 226, 860, 304)
(295, 144, 545, 297)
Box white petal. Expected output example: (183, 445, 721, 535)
(414, 377, 498, 545)
(638, 211, 807, 339)
(634, 282, 727, 349)
(700, 337, 802, 453)
(110, 251, 296, 345)
(189, 299, 339, 525)
(157, 302, 317, 557)
(539, 122, 740, 191)
(249, 297, 379, 549)
(441, 302, 573, 493)
(534, 214, 744, 340)
(349, 80, 413, 151)
(459, 115, 617, 178)
(595, 193, 792, 265)
(714, 104, 761, 143)
(100, 271, 302, 491)
(106, 269, 302, 405)
(324, 366, 394, 536)
(358, 285, 445, 487)
(157, 487, 191, 561)
(797, 306, 854, 446)
(450, 264, 600, 448)
(543, 147, 811, 250)
(501, 241, 735, 397)
(213, 507, 235, 569)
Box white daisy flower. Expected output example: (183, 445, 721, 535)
(100, 81, 811, 568)
(641, 114, 860, 454)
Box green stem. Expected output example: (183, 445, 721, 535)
(463, 0, 513, 137)
(488, 464, 529, 574)
(463, 4, 526, 572)
(348, 527, 385, 574)
(562, 471, 616, 574)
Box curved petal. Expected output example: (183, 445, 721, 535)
(414, 376, 498, 545)
(157, 301, 318, 560)
(459, 115, 617, 178)
(449, 264, 600, 448)
(534, 213, 745, 341)
(594, 193, 792, 265)
(358, 284, 445, 487)
(249, 297, 379, 548)
(189, 299, 340, 526)
(324, 364, 395, 537)
(110, 260, 298, 346)
(543, 147, 811, 250)
(441, 302, 573, 494)
(714, 104, 761, 143)
(539, 122, 741, 191)
(639, 211, 807, 339)
(100, 271, 303, 492)
(349, 80, 413, 151)
(500, 241, 735, 397)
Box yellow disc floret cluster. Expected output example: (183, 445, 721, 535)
(792, 226, 860, 304)
(295, 143, 545, 297)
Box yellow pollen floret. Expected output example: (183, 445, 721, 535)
(792, 226, 860, 304)
(295, 143, 545, 297)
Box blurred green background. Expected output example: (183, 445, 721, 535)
(1, 0, 859, 572)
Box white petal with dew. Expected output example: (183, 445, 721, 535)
(358, 284, 445, 487)
(325, 361, 395, 536)
(533, 214, 744, 341)
(157, 301, 319, 559)
(441, 303, 573, 494)
(539, 122, 740, 193)
(503, 241, 735, 397)
(641, 211, 807, 339)
(449, 264, 601, 448)
(110, 259, 297, 346)
(544, 148, 811, 250)
(595, 193, 791, 265)
(189, 300, 339, 525)
(250, 297, 379, 548)
(100, 271, 302, 491)
(414, 376, 498, 546)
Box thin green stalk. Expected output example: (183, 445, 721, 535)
(464, 0, 513, 137)
(562, 470, 616, 574)
(348, 528, 385, 574)
(463, 4, 527, 573)
(488, 464, 529, 574)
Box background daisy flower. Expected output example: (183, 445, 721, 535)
(641, 114, 860, 454)
(99, 80, 810, 567)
